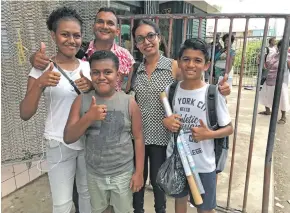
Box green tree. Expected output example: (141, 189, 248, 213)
(234, 40, 262, 74)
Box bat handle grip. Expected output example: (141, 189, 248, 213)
(187, 175, 203, 205)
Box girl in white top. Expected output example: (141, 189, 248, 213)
(20, 7, 91, 213)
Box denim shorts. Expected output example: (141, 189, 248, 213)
(170, 170, 217, 211)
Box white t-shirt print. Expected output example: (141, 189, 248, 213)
(165, 82, 231, 173)
(29, 59, 91, 150)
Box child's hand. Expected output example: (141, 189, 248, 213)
(191, 119, 213, 142)
(130, 172, 144, 192)
(218, 74, 230, 96)
(162, 114, 182, 132)
(75, 71, 92, 92)
(87, 96, 107, 121)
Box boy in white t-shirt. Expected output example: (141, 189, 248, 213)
(162, 38, 233, 213)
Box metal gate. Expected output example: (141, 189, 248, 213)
(1, 1, 290, 212)
(117, 13, 290, 212)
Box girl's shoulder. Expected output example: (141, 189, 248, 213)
(79, 59, 90, 68)
(78, 59, 91, 78)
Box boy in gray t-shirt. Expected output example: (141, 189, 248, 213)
(64, 50, 144, 213)
(162, 38, 233, 213)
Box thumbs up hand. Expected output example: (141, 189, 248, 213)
(87, 96, 107, 121)
(75, 70, 92, 92)
(218, 74, 231, 96)
(37, 62, 61, 89)
(191, 119, 213, 142)
(31, 42, 51, 70)
(40, 42, 46, 54)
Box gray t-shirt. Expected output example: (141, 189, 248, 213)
(80, 90, 133, 176)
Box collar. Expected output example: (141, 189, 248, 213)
(86, 40, 118, 53)
(137, 54, 165, 73)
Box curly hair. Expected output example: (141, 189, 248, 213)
(46, 6, 83, 32)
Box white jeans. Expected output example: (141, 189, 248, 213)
(46, 141, 91, 213)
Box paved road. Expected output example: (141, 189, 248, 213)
(274, 110, 290, 213)
(2, 87, 290, 213)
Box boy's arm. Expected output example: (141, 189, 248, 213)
(125, 65, 135, 93)
(211, 123, 233, 139)
(64, 95, 107, 144)
(63, 96, 93, 144)
(191, 90, 233, 142)
(191, 120, 233, 142)
(218, 74, 231, 96)
(129, 97, 145, 192)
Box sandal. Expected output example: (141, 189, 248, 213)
(277, 118, 286, 124)
(258, 111, 271, 115)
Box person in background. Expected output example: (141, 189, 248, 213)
(213, 33, 236, 86)
(266, 37, 278, 60)
(20, 7, 91, 213)
(205, 33, 223, 82)
(257, 37, 278, 89)
(210, 33, 223, 56)
(126, 19, 231, 213)
(259, 39, 290, 124)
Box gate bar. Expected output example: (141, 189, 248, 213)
(155, 17, 159, 26)
(209, 18, 218, 84)
(130, 18, 134, 55)
(118, 13, 289, 20)
(167, 18, 173, 57)
(242, 18, 270, 212)
(227, 18, 249, 209)
(183, 18, 188, 42)
(225, 18, 234, 75)
(262, 17, 290, 213)
(198, 18, 202, 38)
